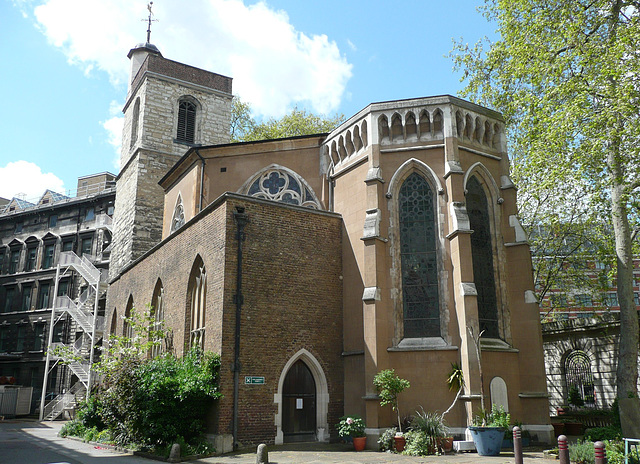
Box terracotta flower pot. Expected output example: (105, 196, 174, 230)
(438, 436, 454, 452)
(353, 436, 366, 451)
(394, 435, 406, 452)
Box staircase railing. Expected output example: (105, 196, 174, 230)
(42, 381, 86, 421)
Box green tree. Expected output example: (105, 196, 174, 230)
(230, 96, 345, 142)
(451, 0, 640, 399)
(373, 369, 410, 432)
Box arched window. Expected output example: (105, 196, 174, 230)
(467, 176, 499, 338)
(130, 97, 140, 148)
(188, 260, 206, 350)
(123, 296, 134, 342)
(177, 100, 197, 143)
(171, 195, 185, 233)
(398, 172, 440, 338)
(244, 166, 321, 209)
(151, 280, 164, 357)
(565, 350, 596, 407)
(109, 309, 118, 338)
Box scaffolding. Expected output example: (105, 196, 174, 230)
(39, 251, 107, 421)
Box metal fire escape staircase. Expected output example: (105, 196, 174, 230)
(39, 252, 107, 421)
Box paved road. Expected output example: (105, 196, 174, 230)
(0, 419, 550, 464)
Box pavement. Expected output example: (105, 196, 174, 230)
(0, 419, 552, 464)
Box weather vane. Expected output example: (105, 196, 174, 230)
(143, 2, 158, 43)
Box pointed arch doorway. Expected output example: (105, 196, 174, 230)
(275, 349, 330, 445)
(282, 360, 316, 442)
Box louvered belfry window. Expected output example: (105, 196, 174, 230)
(177, 100, 196, 143)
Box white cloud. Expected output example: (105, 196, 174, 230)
(29, 0, 353, 117)
(102, 115, 124, 170)
(0, 161, 65, 201)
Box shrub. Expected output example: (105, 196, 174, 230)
(336, 416, 366, 438)
(60, 419, 87, 438)
(403, 430, 434, 456)
(378, 427, 397, 452)
(410, 407, 447, 448)
(584, 425, 622, 442)
(569, 440, 595, 464)
(473, 404, 511, 428)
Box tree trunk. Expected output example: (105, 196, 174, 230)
(608, 140, 639, 400)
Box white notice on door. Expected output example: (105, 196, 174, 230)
(296, 398, 303, 409)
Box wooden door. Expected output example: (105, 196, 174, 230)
(282, 360, 316, 442)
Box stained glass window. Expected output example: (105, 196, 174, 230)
(466, 176, 499, 338)
(399, 172, 440, 338)
(247, 169, 320, 209)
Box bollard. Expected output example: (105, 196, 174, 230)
(594, 441, 605, 464)
(256, 443, 269, 464)
(168, 443, 181, 462)
(513, 426, 523, 464)
(558, 435, 569, 464)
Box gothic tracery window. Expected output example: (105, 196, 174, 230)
(246, 169, 320, 209)
(189, 263, 206, 350)
(171, 195, 185, 233)
(399, 172, 440, 338)
(467, 176, 499, 338)
(151, 280, 164, 358)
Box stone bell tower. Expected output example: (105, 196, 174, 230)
(109, 35, 233, 278)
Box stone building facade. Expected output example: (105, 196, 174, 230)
(0, 173, 115, 411)
(106, 41, 553, 447)
(109, 43, 233, 277)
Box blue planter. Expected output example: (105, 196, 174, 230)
(469, 426, 505, 456)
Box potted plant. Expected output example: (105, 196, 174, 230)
(466, 327, 507, 456)
(336, 416, 367, 450)
(373, 369, 410, 452)
(410, 407, 450, 453)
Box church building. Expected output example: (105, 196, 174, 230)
(106, 39, 552, 450)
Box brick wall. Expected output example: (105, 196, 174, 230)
(107, 194, 343, 445)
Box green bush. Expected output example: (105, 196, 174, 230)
(605, 440, 640, 464)
(569, 440, 594, 464)
(378, 427, 397, 452)
(403, 430, 434, 456)
(584, 425, 622, 442)
(60, 419, 87, 438)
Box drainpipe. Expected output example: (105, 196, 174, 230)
(232, 206, 248, 449)
(194, 149, 206, 212)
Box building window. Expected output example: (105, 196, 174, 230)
(604, 292, 619, 307)
(15, 222, 22, 233)
(551, 294, 568, 307)
(62, 240, 74, 252)
(467, 176, 500, 338)
(43, 243, 55, 269)
(16, 326, 26, 352)
(564, 350, 596, 407)
(57, 279, 70, 297)
(130, 97, 140, 148)
(80, 237, 93, 257)
(177, 100, 197, 143)
(189, 262, 206, 350)
(25, 246, 37, 271)
(21, 286, 32, 311)
(85, 208, 95, 221)
(123, 297, 134, 341)
(49, 215, 57, 227)
(398, 172, 440, 338)
(33, 324, 45, 351)
(37, 283, 51, 309)
(171, 195, 185, 233)
(575, 294, 593, 307)
(151, 280, 165, 358)
(0, 249, 4, 274)
(246, 168, 321, 209)
(0, 328, 10, 353)
(9, 249, 20, 273)
(3, 287, 16, 313)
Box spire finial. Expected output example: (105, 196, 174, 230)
(143, 2, 158, 43)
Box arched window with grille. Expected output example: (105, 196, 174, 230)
(151, 279, 164, 357)
(176, 99, 197, 143)
(188, 258, 206, 350)
(564, 350, 596, 407)
(398, 172, 440, 338)
(123, 296, 134, 342)
(467, 176, 499, 338)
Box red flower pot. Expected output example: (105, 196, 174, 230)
(394, 435, 406, 452)
(353, 436, 366, 451)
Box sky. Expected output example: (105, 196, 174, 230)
(0, 0, 496, 201)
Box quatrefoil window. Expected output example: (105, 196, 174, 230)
(246, 169, 320, 209)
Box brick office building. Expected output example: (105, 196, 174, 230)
(103, 40, 553, 449)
